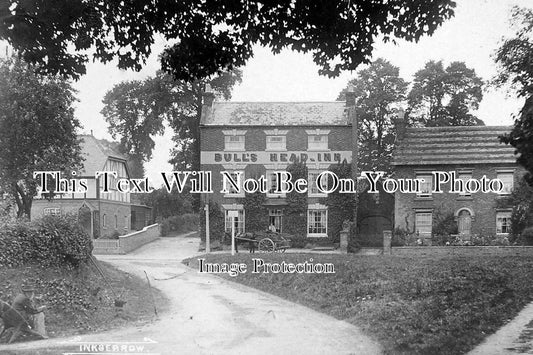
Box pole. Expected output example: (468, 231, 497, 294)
(205, 203, 210, 253)
(231, 216, 236, 256)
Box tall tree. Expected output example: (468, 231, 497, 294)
(102, 70, 242, 172)
(495, 7, 533, 184)
(408, 60, 484, 126)
(339, 58, 408, 173)
(1, 0, 455, 81)
(0, 56, 83, 218)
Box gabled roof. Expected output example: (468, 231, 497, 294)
(79, 135, 127, 175)
(392, 126, 517, 166)
(200, 101, 350, 126)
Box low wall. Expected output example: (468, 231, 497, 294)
(93, 224, 160, 255)
(391, 246, 533, 256)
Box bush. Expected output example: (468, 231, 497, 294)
(521, 227, 533, 245)
(160, 213, 199, 236)
(0, 214, 92, 268)
(287, 233, 307, 248)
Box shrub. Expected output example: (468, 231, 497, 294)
(521, 227, 533, 245)
(432, 212, 458, 236)
(34, 214, 93, 267)
(287, 233, 307, 248)
(0, 214, 92, 268)
(160, 213, 199, 236)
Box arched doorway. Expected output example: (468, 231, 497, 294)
(457, 209, 472, 235)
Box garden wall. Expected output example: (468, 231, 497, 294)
(392, 246, 533, 256)
(93, 223, 160, 255)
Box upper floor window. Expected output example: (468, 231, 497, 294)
(308, 135, 328, 150)
(266, 171, 285, 197)
(497, 170, 514, 195)
(44, 207, 61, 216)
(416, 173, 433, 198)
(266, 136, 286, 150)
(306, 129, 330, 151)
(223, 129, 246, 151)
(308, 171, 328, 197)
(457, 171, 473, 197)
(222, 171, 245, 197)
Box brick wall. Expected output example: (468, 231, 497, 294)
(200, 125, 352, 238)
(93, 223, 160, 254)
(394, 164, 524, 237)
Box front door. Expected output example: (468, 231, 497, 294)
(458, 210, 472, 235)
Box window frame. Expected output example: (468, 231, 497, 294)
(307, 206, 328, 237)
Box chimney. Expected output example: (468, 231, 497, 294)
(345, 84, 356, 107)
(394, 108, 407, 141)
(90, 129, 93, 136)
(203, 84, 215, 107)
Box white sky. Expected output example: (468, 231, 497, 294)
(68, 0, 532, 183)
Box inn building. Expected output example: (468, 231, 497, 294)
(392, 125, 522, 243)
(199, 88, 355, 240)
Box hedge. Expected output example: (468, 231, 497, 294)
(0, 214, 93, 268)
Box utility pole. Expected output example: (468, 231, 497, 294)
(346, 85, 358, 248)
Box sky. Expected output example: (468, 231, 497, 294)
(68, 0, 533, 183)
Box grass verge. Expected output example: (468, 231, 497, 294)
(185, 252, 533, 355)
(0, 260, 168, 342)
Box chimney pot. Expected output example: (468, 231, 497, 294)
(345, 84, 355, 107)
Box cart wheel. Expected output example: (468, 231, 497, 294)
(258, 238, 275, 253)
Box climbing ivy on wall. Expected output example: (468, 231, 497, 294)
(284, 161, 308, 238)
(326, 162, 356, 245)
(243, 190, 268, 232)
(199, 200, 224, 243)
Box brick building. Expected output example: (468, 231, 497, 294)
(31, 135, 134, 238)
(200, 90, 355, 240)
(392, 126, 521, 243)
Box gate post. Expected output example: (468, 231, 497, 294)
(383, 230, 392, 255)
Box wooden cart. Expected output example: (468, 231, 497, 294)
(234, 231, 291, 253)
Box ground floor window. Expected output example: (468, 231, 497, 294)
(415, 212, 432, 236)
(225, 209, 245, 235)
(307, 208, 327, 236)
(43, 207, 61, 216)
(496, 211, 511, 234)
(269, 209, 283, 232)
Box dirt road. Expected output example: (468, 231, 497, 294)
(0, 234, 381, 355)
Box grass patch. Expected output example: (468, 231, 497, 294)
(185, 253, 533, 355)
(0, 261, 168, 342)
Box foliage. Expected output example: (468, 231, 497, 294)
(338, 58, 408, 173)
(495, 7, 533, 185)
(408, 60, 484, 126)
(189, 252, 533, 355)
(432, 211, 458, 236)
(140, 187, 193, 220)
(159, 213, 199, 237)
(0, 262, 165, 338)
(494, 7, 533, 98)
(243, 190, 268, 233)
(102, 70, 242, 177)
(326, 163, 355, 244)
(0, 214, 92, 268)
(392, 226, 418, 246)
(496, 177, 533, 242)
(0, 1, 456, 81)
(521, 227, 533, 246)
(284, 162, 307, 239)
(0, 56, 83, 218)
(199, 201, 224, 243)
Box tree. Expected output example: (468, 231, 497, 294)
(102, 70, 242, 172)
(0, 57, 83, 218)
(495, 7, 533, 185)
(1, 0, 456, 81)
(408, 60, 484, 126)
(338, 58, 408, 173)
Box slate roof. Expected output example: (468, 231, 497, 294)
(392, 126, 517, 166)
(79, 135, 127, 175)
(200, 101, 350, 126)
